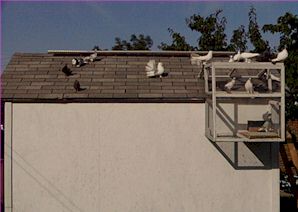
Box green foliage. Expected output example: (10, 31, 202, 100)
(227, 25, 247, 52)
(248, 6, 269, 53)
(263, 12, 298, 120)
(92, 46, 101, 51)
(158, 28, 196, 51)
(186, 10, 227, 51)
(112, 34, 153, 50)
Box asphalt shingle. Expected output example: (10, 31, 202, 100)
(1, 51, 232, 102)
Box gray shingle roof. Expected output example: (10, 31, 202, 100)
(1, 51, 231, 102)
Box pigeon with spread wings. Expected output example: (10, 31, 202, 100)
(145, 60, 167, 78)
(191, 51, 213, 65)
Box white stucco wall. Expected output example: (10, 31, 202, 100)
(5, 103, 279, 212)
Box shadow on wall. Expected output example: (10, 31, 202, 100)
(211, 141, 279, 170)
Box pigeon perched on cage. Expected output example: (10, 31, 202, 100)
(240, 52, 260, 63)
(264, 72, 281, 82)
(228, 55, 234, 62)
(224, 77, 236, 93)
(271, 48, 288, 64)
(190, 51, 213, 65)
(258, 113, 273, 132)
(233, 51, 241, 62)
(245, 78, 254, 94)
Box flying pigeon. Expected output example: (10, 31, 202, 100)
(245, 78, 254, 94)
(156, 62, 165, 77)
(233, 51, 241, 62)
(224, 77, 236, 93)
(145, 60, 157, 77)
(240, 52, 260, 63)
(190, 51, 213, 65)
(61, 64, 73, 76)
(271, 48, 288, 64)
(74, 80, 81, 92)
(72, 58, 85, 67)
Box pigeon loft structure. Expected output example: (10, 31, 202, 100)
(204, 62, 285, 142)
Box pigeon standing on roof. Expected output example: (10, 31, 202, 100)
(245, 78, 254, 94)
(224, 77, 236, 93)
(74, 80, 81, 92)
(190, 51, 213, 65)
(240, 52, 260, 63)
(156, 62, 165, 78)
(72, 58, 85, 67)
(61, 64, 73, 76)
(271, 48, 288, 64)
(83, 50, 98, 63)
(145, 60, 157, 77)
(145, 60, 167, 78)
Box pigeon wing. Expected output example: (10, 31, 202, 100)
(146, 60, 156, 77)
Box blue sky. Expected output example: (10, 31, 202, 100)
(2, 2, 298, 69)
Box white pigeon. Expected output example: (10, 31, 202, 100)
(156, 62, 165, 77)
(224, 77, 236, 93)
(271, 48, 288, 64)
(228, 55, 234, 62)
(245, 78, 254, 94)
(145, 60, 157, 77)
(190, 51, 213, 65)
(83, 51, 98, 63)
(233, 51, 241, 62)
(264, 73, 280, 82)
(240, 52, 260, 63)
(89, 50, 98, 62)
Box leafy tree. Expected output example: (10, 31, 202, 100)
(263, 12, 298, 120)
(112, 34, 153, 50)
(186, 9, 228, 51)
(248, 6, 269, 53)
(92, 46, 101, 51)
(227, 25, 247, 52)
(158, 28, 196, 51)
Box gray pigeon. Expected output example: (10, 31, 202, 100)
(62, 64, 73, 76)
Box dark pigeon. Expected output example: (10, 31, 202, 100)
(62, 64, 73, 76)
